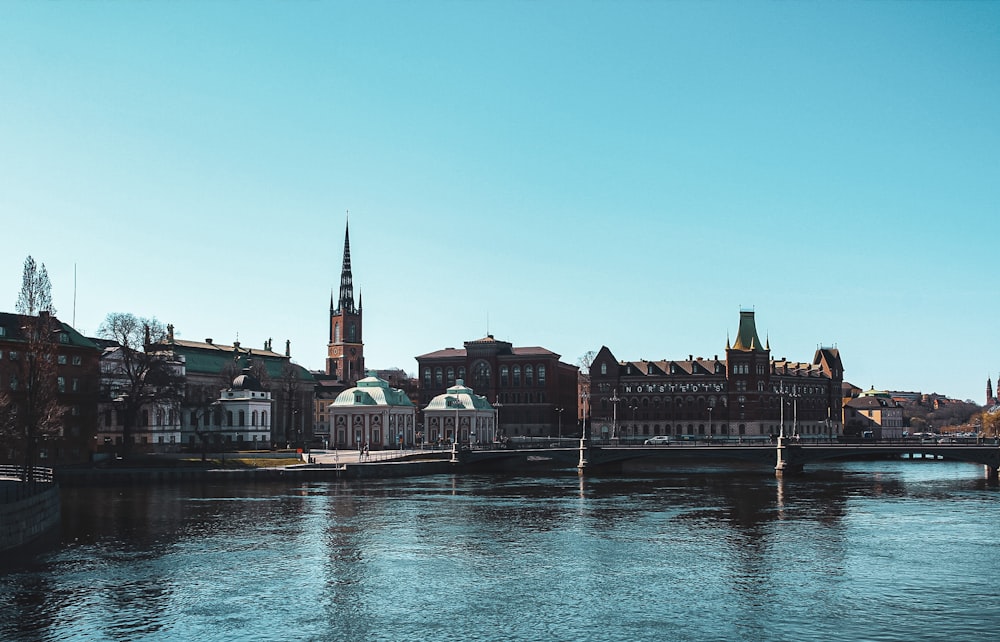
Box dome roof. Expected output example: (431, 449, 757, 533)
(424, 379, 494, 411)
(232, 368, 263, 392)
(331, 374, 414, 407)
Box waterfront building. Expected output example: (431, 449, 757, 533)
(213, 359, 273, 449)
(415, 336, 579, 438)
(587, 310, 844, 442)
(95, 337, 185, 452)
(0, 311, 101, 465)
(328, 374, 415, 449)
(146, 329, 315, 450)
(844, 388, 904, 439)
(422, 379, 495, 445)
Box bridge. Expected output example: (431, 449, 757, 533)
(454, 438, 1000, 479)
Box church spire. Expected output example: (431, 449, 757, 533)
(337, 216, 355, 314)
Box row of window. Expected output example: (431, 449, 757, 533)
(423, 364, 548, 389)
(102, 408, 270, 428)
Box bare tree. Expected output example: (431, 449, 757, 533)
(15, 256, 55, 316)
(0, 257, 63, 481)
(97, 313, 184, 457)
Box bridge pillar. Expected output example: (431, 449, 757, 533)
(775, 437, 804, 477)
(986, 465, 999, 482)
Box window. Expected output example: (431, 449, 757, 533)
(58, 355, 67, 365)
(0, 326, 5, 337)
(57, 376, 66, 393)
(501, 366, 509, 386)
(73, 355, 82, 366)
(446, 367, 455, 386)
(601, 363, 607, 375)
(9, 351, 18, 361)
(538, 365, 546, 385)
(262, 411, 268, 427)
(71, 378, 79, 392)
(525, 365, 533, 386)
(9, 375, 17, 391)
(458, 367, 466, 381)
(59, 333, 69, 344)
(227, 411, 234, 427)
(435, 368, 443, 386)
(472, 361, 491, 391)
(239, 410, 246, 427)
(513, 366, 521, 386)
(423, 368, 431, 387)
(334, 322, 340, 343)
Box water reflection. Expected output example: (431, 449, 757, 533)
(2, 462, 999, 642)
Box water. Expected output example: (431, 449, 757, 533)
(2, 461, 999, 641)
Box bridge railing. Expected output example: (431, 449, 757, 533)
(0, 466, 56, 504)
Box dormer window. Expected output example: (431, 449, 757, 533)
(600, 363, 607, 375)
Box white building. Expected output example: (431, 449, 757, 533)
(329, 374, 416, 449)
(212, 365, 273, 449)
(423, 380, 496, 446)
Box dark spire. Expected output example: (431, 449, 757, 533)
(337, 215, 355, 314)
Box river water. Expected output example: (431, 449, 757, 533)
(2, 460, 999, 641)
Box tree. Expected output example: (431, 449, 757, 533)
(97, 313, 184, 457)
(0, 313, 65, 481)
(15, 256, 55, 316)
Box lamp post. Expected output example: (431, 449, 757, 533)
(629, 404, 638, 445)
(580, 391, 589, 441)
(555, 407, 564, 440)
(789, 387, 801, 439)
(708, 405, 714, 437)
(494, 399, 503, 444)
(609, 390, 620, 443)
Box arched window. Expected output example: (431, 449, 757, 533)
(227, 411, 234, 427)
(262, 411, 268, 427)
(538, 365, 546, 385)
(601, 363, 607, 375)
(513, 366, 521, 386)
(472, 361, 491, 391)
(252, 410, 258, 426)
(334, 322, 340, 343)
(446, 367, 455, 386)
(458, 367, 466, 381)
(348, 323, 357, 341)
(435, 368, 443, 386)
(501, 366, 509, 386)
(525, 365, 534, 387)
(238, 411, 245, 427)
(423, 368, 431, 387)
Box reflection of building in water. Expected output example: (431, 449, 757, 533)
(588, 310, 844, 441)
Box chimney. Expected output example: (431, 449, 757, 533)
(206, 338, 213, 344)
(285, 339, 291, 357)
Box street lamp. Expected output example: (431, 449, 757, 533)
(555, 407, 564, 440)
(580, 391, 590, 442)
(629, 404, 638, 445)
(493, 398, 503, 444)
(609, 390, 620, 443)
(708, 405, 714, 436)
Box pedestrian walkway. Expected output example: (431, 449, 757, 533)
(302, 449, 422, 465)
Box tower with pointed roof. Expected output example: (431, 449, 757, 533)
(988, 377, 995, 407)
(326, 218, 364, 385)
(725, 309, 771, 433)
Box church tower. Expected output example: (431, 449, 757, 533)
(988, 377, 995, 407)
(326, 219, 364, 384)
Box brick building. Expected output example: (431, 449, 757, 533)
(588, 310, 844, 442)
(416, 336, 579, 439)
(0, 311, 101, 465)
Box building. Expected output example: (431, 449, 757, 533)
(844, 388, 904, 439)
(146, 329, 315, 450)
(0, 311, 101, 465)
(328, 374, 415, 449)
(416, 335, 579, 439)
(587, 310, 844, 442)
(314, 219, 366, 445)
(422, 380, 496, 446)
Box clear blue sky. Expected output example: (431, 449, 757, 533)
(2, 1, 997, 403)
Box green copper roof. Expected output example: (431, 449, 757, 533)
(153, 339, 314, 383)
(424, 379, 494, 411)
(332, 375, 414, 407)
(731, 310, 766, 353)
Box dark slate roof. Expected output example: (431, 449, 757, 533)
(0, 311, 99, 351)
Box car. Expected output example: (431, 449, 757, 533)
(644, 435, 670, 445)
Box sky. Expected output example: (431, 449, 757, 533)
(1, 1, 997, 403)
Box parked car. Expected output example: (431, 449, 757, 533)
(644, 435, 671, 445)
